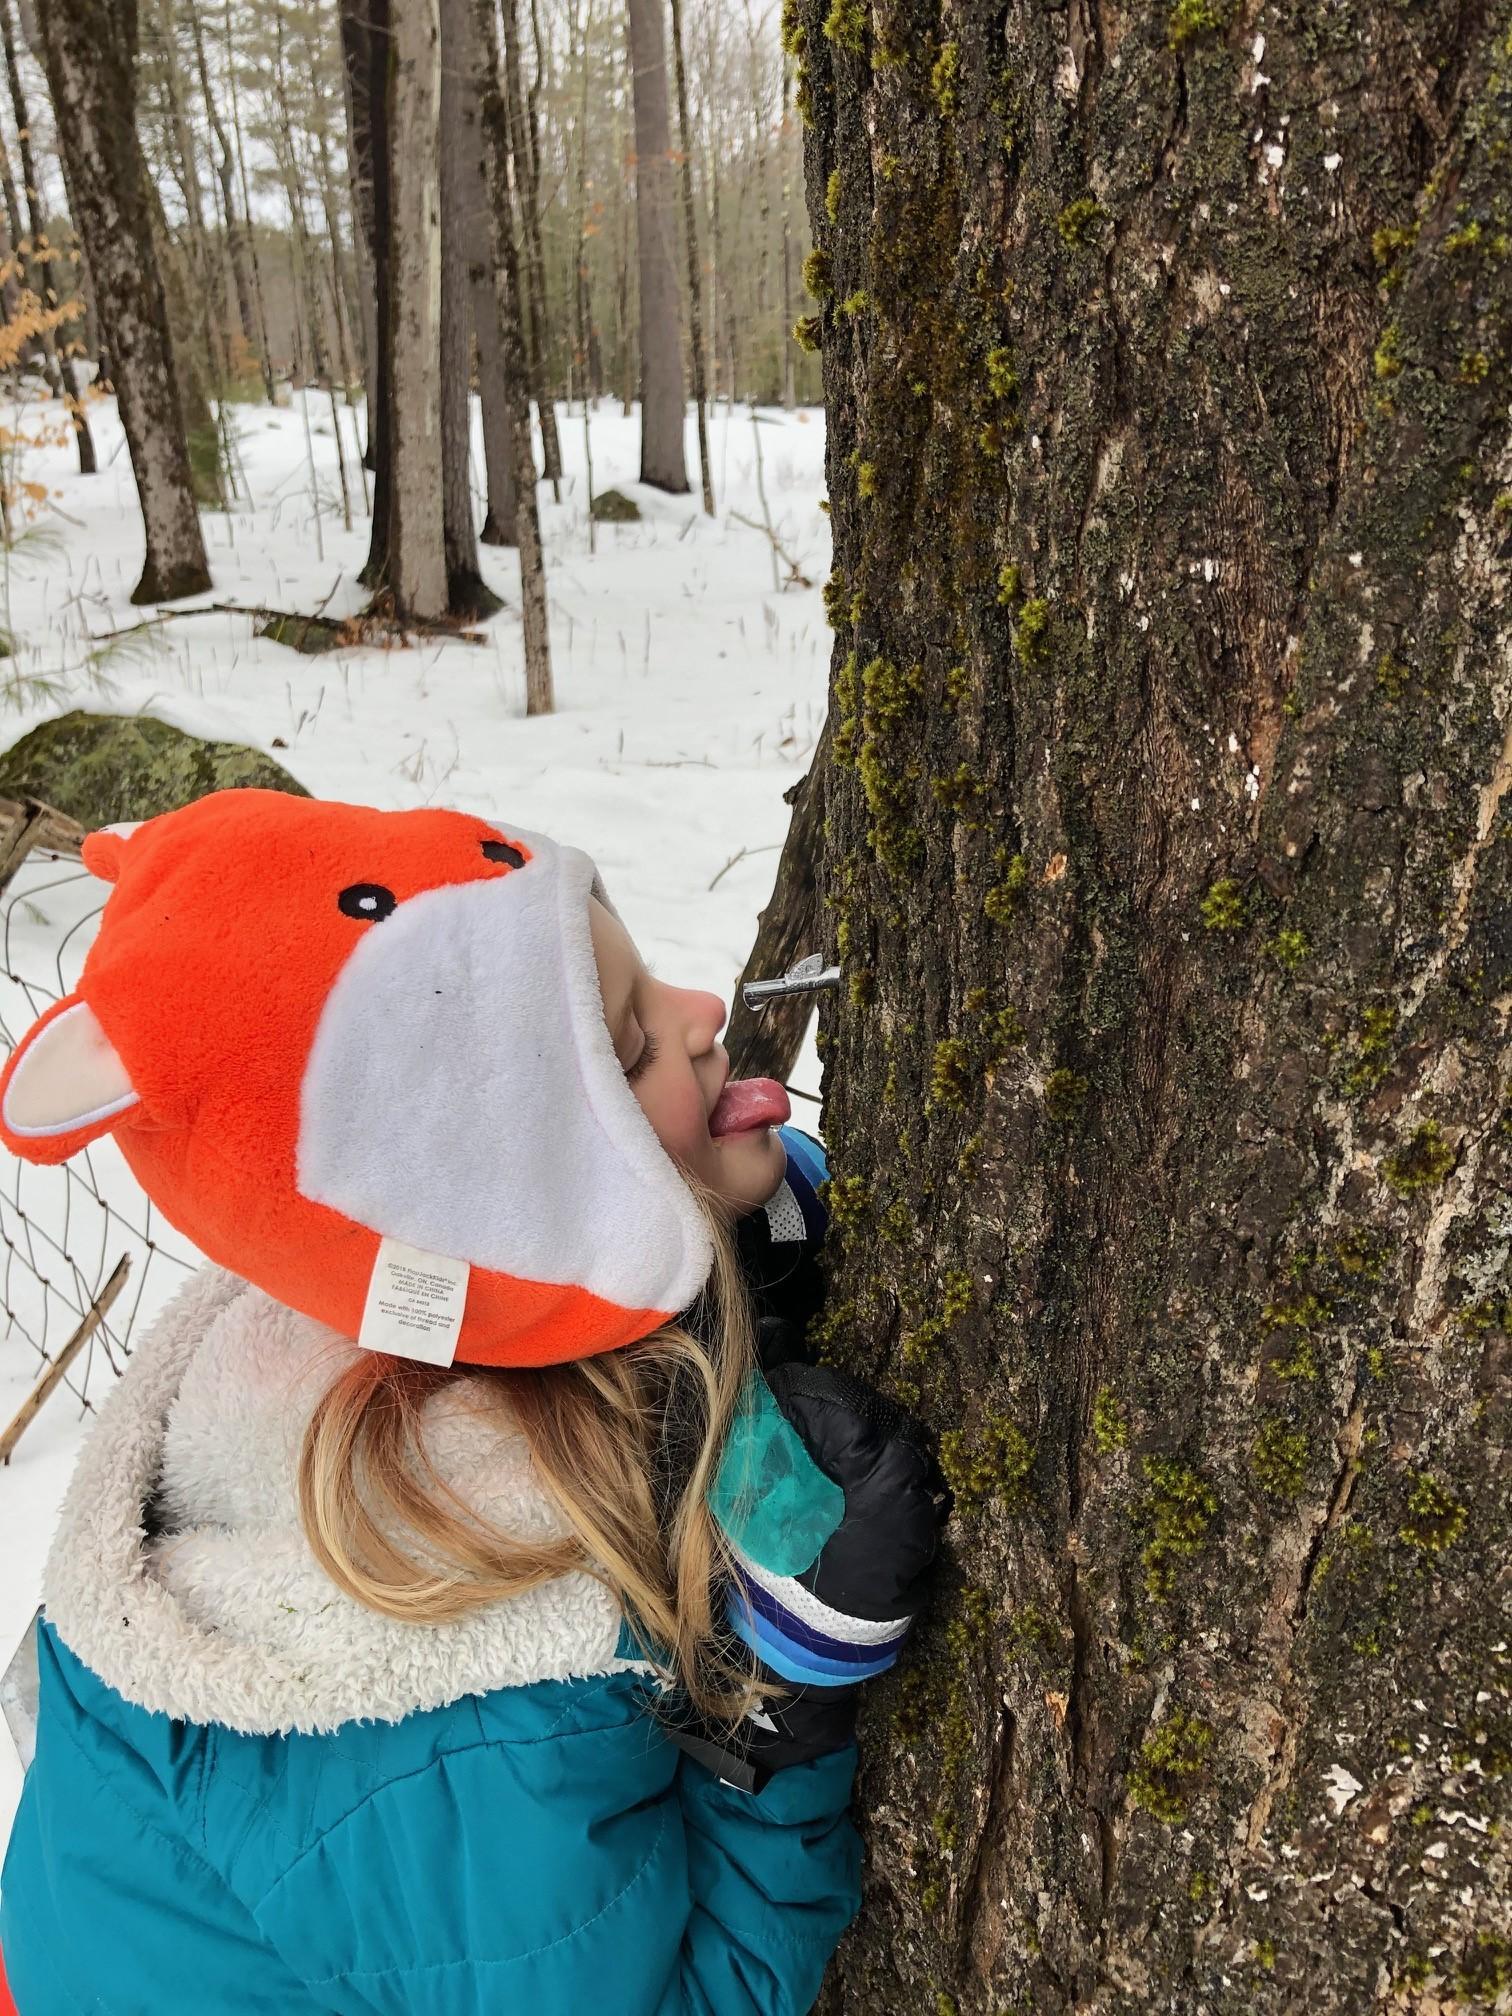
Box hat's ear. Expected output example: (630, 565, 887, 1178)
(81, 822, 143, 885)
(0, 995, 140, 1162)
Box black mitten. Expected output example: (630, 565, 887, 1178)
(671, 1363, 951, 1792)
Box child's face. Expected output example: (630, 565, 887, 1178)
(589, 895, 788, 1219)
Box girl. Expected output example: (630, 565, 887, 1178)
(0, 791, 947, 2015)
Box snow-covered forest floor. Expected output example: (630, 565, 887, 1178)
(0, 387, 832, 1845)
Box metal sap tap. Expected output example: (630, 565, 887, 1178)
(740, 952, 842, 1013)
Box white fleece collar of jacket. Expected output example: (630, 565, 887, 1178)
(43, 1261, 646, 1736)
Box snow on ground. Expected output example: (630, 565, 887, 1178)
(0, 384, 833, 1849)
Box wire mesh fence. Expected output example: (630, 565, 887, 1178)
(0, 805, 199, 1463)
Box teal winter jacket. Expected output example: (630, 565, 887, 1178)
(0, 1127, 860, 2015)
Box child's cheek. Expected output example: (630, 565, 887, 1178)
(647, 1081, 710, 1164)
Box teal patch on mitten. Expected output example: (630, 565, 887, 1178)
(708, 1370, 845, 1576)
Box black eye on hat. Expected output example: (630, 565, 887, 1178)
(339, 883, 397, 922)
(482, 839, 526, 868)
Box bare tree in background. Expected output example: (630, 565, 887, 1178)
(471, 0, 552, 710)
(437, 0, 497, 615)
(38, 0, 209, 602)
(1, 0, 94, 472)
(187, 3, 265, 391)
(353, 0, 446, 621)
(456, 2, 517, 549)
(668, 0, 711, 514)
(626, 0, 688, 492)
(499, 0, 561, 487)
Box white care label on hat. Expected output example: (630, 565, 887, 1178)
(359, 1237, 471, 1367)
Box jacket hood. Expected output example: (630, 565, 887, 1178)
(42, 1261, 646, 1737)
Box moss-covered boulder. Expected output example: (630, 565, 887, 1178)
(0, 712, 309, 829)
(590, 487, 642, 523)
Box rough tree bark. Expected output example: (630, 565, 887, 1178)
(472, 256, 519, 547)
(339, 0, 380, 455)
(668, 0, 712, 514)
(38, 0, 209, 602)
(472, 0, 553, 711)
(500, 0, 562, 485)
(455, 0, 517, 548)
(626, 0, 690, 491)
(795, 0, 1512, 2009)
(436, 0, 497, 616)
(362, 0, 447, 620)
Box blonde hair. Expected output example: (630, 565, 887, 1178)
(296, 1175, 766, 1729)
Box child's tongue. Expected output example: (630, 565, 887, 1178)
(707, 1076, 791, 1139)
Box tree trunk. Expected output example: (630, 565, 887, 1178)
(614, 21, 634, 419)
(145, 172, 223, 508)
(471, 0, 552, 712)
(667, 0, 712, 514)
(779, 37, 793, 413)
(366, 0, 446, 621)
(436, 0, 497, 617)
(188, 3, 259, 371)
(37, 0, 209, 602)
(472, 265, 518, 547)
(1, 0, 95, 471)
(225, 0, 277, 404)
(500, 0, 561, 486)
(456, 3, 517, 552)
(626, 0, 688, 491)
(338, 0, 379, 451)
(799, 0, 1512, 2010)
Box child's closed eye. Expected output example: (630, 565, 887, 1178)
(625, 1029, 660, 1083)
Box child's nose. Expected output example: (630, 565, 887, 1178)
(692, 989, 727, 1043)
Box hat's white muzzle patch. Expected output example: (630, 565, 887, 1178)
(296, 838, 711, 1317)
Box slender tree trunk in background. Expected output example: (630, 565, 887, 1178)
(471, 0, 552, 712)
(352, 0, 393, 574)
(150, 0, 214, 341)
(0, 206, 21, 328)
(188, 5, 259, 373)
(727, 712, 831, 1087)
(272, 11, 331, 389)
(0, 96, 23, 265)
(0, 59, 56, 394)
(227, 0, 276, 402)
(377, 0, 445, 620)
(436, 0, 497, 619)
(779, 47, 793, 411)
(314, 124, 359, 398)
(614, 28, 634, 419)
(145, 175, 223, 507)
(1, 0, 94, 470)
(798, 0, 1512, 2009)
(742, 0, 772, 399)
(706, 113, 724, 402)
(500, 0, 561, 488)
(668, 0, 712, 515)
(567, 0, 593, 537)
(453, 0, 517, 551)
(339, 0, 379, 452)
(308, 0, 362, 405)
(569, 0, 590, 421)
(472, 269, 518, 546)
(37, 0, 209, 602)
(626, 0, 688, 491)
(523, 0, 561, 482)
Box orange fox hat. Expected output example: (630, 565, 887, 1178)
(0, 789, 715, 1368)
